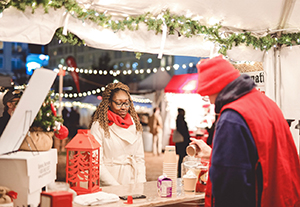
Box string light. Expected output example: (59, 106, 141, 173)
(59, 62, 200, 77)
(53, 95, 152, 111)
(54, 101, 97, 111)
(131, 96, 152, 104)
(235, 61, 256, 65)
(52, 89, 153, 105)
(173, 64, 180, 70)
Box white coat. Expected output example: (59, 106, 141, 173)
(90, 117, 146, 186)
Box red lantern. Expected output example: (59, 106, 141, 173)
(65, 129, 101, 195)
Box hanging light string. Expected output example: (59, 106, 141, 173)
(53, 100, 98, 111)
(53, 59, 261, 98)
(51, 89, 153, 103)
(51, 88, 103, 99)
(131, 96, 152, 104)
(58, 62, 196, 77)
(53, 98, 152, 111)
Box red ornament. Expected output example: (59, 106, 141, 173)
(50, 102, 57, 116)
(55, 125, 69, 140)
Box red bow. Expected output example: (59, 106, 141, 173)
(7, 191, 18, 201)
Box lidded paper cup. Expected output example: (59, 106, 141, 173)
(164, 145, 177, 163)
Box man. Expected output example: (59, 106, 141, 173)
(0, 89, 22, 136)
(191, 55, 300, 207)
(148, 107, 163, 156)
(69, 106, 80, 139)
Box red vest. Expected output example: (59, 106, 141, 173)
(205, 89, 300, 207)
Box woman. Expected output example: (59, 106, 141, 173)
(175, 108, 190, 177)
(90, 82, 146, 186)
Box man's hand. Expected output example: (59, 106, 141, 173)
(189, 138, 212, 160)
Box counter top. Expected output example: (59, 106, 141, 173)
(73, 179, 205, 207)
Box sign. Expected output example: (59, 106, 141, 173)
(243, 71, 265, 93)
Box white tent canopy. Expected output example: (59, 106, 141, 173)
(0, 0, 299, 61)
(1, 0, 300, 152)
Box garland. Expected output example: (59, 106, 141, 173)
(2, 0, 300, 55)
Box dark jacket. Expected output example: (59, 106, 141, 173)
(0, 110, 11, 136)
(175, 114, 190, 156)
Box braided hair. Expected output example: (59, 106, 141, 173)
(89, 82, 142, 138)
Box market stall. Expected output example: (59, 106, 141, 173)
(163, 73, 214, 148)
(1, 1, 300, 150)
(2, 1, 300, 206)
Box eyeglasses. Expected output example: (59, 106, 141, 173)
(112, 100, 131, 108)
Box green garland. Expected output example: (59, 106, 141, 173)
(2, 0, 300, 55)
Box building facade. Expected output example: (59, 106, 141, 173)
(0, 42, 28, 75)
(47, 39, 174, 92)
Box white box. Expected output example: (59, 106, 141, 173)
(0, 68, 57, 155)
(0, 149, 57, 207)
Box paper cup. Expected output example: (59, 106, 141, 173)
(183, 177, 197, 192)
(164, 146, 177, 163)
(186, 144, 201, 157)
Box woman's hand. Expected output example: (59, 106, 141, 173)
(189, 138, 212, 160)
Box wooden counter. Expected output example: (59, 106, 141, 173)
(73, 179, 205, 207)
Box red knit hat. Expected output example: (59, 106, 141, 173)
(196, 55, 240, 96)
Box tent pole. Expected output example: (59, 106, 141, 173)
(274, 48, 282, 109)
(58, 65, 63, 116)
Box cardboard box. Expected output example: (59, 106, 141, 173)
(0, 149, 57, 207)
(40, 191, 72, 207)
(157, 175, 172, 197)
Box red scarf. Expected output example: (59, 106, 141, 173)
(107, 110, 133, 128)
